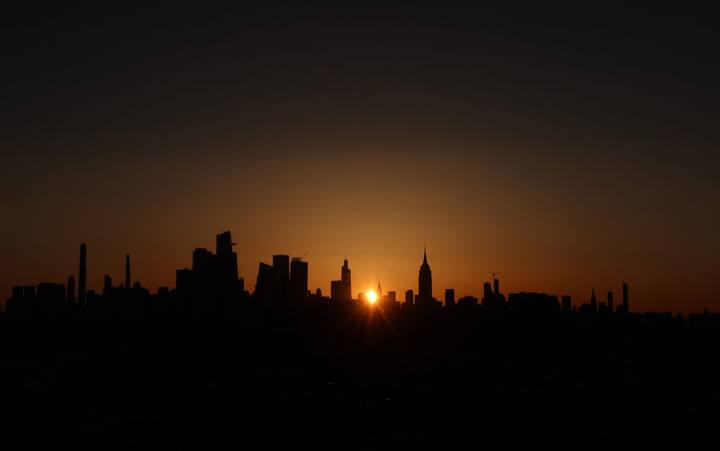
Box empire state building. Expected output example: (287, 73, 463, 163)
(418, 247, 432, 306)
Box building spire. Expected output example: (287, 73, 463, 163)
(423, 245, 428, 265)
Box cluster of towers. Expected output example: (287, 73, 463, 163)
(5, 242, 142, 317)
(175, 231, 246, 313)
(253, 253, 308, 302)
(580, 284, 630, 314)
(5, 230, 634, 319)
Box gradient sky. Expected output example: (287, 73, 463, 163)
(2, 4, 719, 313)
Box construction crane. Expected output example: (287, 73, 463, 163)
(293, 251, 310, 261)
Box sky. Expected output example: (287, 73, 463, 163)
(1, 4, 719, 313)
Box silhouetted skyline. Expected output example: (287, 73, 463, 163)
(1, 5, 719, 313)
(13, 228, 712, 321)
(4, 6, 720, 450)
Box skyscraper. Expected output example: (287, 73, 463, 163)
(590, 288, 597, 312)
(103, 275, 113, 296)
(272, 255, 290, 283)
(445, 288, 455, 307)
(290, 257, 308, 299)
(125, 254, 131, 289)
(607, 290, 614, 313)
(418, 247, 432, 306)
(405, 289, 414, 307)
(78, 243, 87, 306)
(216, 231, 239, 282)
(341, 258, 351, 300)
(330, 257, 352, 302)
(622, 282, 629, 313)
(255, 262, 273, 299)
(272, 254, 290, 300)
(331, 280, 344, 302)
(561, 295, 572, 313)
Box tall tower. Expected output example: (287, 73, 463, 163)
(607, 290, 614, 313)
(125, 254, 131, 289)
(622, 282, 629, 313)
(290, 257, 309, 299)
(78, 243, 87, 306)
(341, 257, 351, 301)
(418, 247, 432, 305)
(216, 231, 239, 281)
(590, 288, 597, 312)
(272, 254, 290, 300)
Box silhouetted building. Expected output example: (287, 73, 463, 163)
(404, 289, 414, 307)
(216, 231, 239, 282)
(331, 281, 344, 302)
(175, 231, 245, 315)
(330, 258, 352, 302)
(482, 277, 506, 311)
(66, 275, 75, 302)
(386, 291, 397, 304)
(341, 257, 351, 298)
(176, 268, 193, 293)
(125, 254, 131, 289)
(445, 289, 455, 307)
(12, 286, 24, 300)
(192, 248, 213, 272)
(622, 282, 629, 313)
(78, 243, 87, 306)
(290, 257, 308, 299)
(458, 295, 478, 308)
(483, 282, 493, 301)
(590, 288, 598, 312)
(607, 290, 614, 313)
(508, 292, 560, 315)
(254, 262, 273, 299)
(37, 282, 65, 301)
(417, 248, 432, 307)
(561, 295, 572, 313)
(103, 275, 113, 296)
(272, 254, 290, 300)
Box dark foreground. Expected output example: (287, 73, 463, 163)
(2, 305, 719, 450)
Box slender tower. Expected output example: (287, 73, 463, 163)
(78, 243, 87, 306)
(418, 247, 432, 305)
(622, 282, 629, 313)
(125, 254, 131, 289)
(341, 257, 351, 302)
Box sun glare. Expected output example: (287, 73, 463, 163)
(366, 290, 378, 304)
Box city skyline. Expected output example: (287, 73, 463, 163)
(4, 229, 644, 315)
(3, 6, 720, 448)
(2, 5, 718, 314)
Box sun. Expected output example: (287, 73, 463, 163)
(366, 290, 378, 304)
